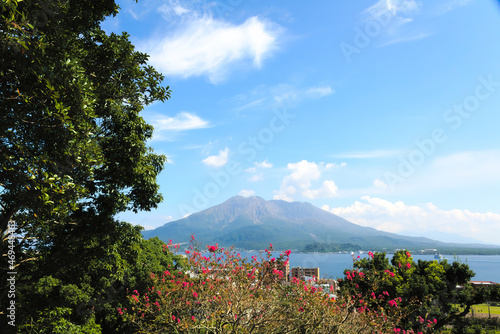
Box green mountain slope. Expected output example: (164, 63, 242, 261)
(142, 196, 498, 251)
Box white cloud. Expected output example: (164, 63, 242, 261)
(305, 86, 335, 99)
(327, 196, 500, 245)
(154, 112, 210, 131)
(303, 180, 339, 199)
(325, 162, 347, 169)
(271, 84, 334, 108)
(143, 15, 282, 83)
(239, 189, 256, 197)
(255, 160, 273, 168)
(147, 112, 210, 141)
(202, 147, 229, 167)
(273, 160, 342, 201)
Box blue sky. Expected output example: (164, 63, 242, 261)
(106, 0, 500, 245)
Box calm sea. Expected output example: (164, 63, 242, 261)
(287, 253, 500, 282)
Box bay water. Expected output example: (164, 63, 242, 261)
(288, 253, 500, 282)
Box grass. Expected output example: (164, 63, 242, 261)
(470, 304, 500, 315)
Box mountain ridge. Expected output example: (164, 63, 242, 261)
(143, 196, 499, 251)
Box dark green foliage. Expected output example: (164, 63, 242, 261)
(449, 317, 500, 334)
(1, 0, 173, 332)
(16, 224, 187, 333)
(339, 250, 476, 332)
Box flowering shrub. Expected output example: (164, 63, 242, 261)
(120, 240, 443, 333)
(339, 250, 474, 333)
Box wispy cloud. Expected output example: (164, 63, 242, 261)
(305, 86, 335, 99)
(202, 147, 229, 167)
(228, 83, 335, 112)
(142, 13, 283, 83)
(246, 160, 273, 182)
(154, 112, 210, 131)
(360, 0, 427, 47)
(324, 196, 500, 245)
(148, 112, 211, 141)
(419, 151, 500, 189)
(380, 32, 430, 46)
(434, 0, 474, 15)
(363, 0, 421, 20)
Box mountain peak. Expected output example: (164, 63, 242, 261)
(143, 195, 458, 250)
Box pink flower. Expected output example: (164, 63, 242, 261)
(406, 262, 411, 269)
(269, 243, 273, 248)
(285, 250, 291, 256)
(207, 244, 219, 252)
(191, 316, 196, 322)
(406, 251, 411, 257)
(368, 251, 374, 259)
(388, 299, 398, 307)
(193, 292, 198, 298)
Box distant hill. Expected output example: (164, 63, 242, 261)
(142, 196, 500, 252)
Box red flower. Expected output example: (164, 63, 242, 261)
(388, 299, 398, 307)
(207, 244, 219, 252)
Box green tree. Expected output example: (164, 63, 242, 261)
(338, 250, 475, 332)
(1, 0, 172, 331)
